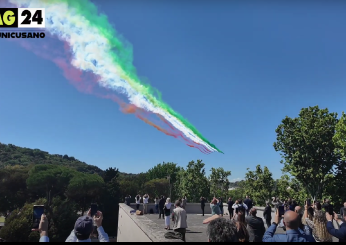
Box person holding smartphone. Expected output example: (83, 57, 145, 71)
(326, 208, 346, 243)
(65, 209, 109, 242)
(34, 214, 49, 242)
(304, 201, 332, 242)
(262, 209, 315, 242)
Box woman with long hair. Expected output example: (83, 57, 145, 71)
(314, 201, 322, 211)
(304, 205, 332, 242)
(235, 207, 249, 242)
(163, 198, 172, 230)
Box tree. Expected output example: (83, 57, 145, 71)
(0, 165, 29, 214)
(243, 165, 274, 206)
(0, 199, 46, 242)
(26, 165, 76, 204)
(209, 167, 231, 199)
(46, 197, 79, 242)
(273, 106, 339, 201)
(0, 197, 79, 242)
(228, 183, 246, 201)
(331, 112, 346, 208)
(66, 172, 105, 215)
(100, 170, 121, 237)
(103, 167, 119, 183)
(274, 175, 307, 205)
(118, 178, 140, 201)
(143, 178, 170, 198)
(146, 162, 182, 199)
(176, 160, 210, 202)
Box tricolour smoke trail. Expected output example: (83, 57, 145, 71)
(10, 35, 213, 154)
(8, 0, 223, 153)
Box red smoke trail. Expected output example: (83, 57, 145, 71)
(157, 115, 212, 154)
(10, 36, 208, 153)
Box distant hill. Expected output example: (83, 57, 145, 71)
(0, 142, 104, 175)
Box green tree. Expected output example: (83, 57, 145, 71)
(47, 197, 79, 242)
(99, 167, 121, 236)
(331, 113, 346, 208)
(146, 162, 182, 199)
(118, 178, 140, 201)
(333, 112, 346, 160)
(26, 165, 76, 204)
(143, 178, 170, 198)
(209, 167, 231, 199)
(0, 165, 29, 214)
(228, 181, 246, 201)
(274, 175, 307, 205)
(66, 172, 105, 215)
(176, 160, 210, 202)
(273, 106, 339, 201)
(103, 167, 119, 183)
(243, 165, 274, 206)
(0, 199, 46, 242)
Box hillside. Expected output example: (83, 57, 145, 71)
(0, 142, 104, 175)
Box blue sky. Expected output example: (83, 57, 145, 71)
(1, 0, 346, 181)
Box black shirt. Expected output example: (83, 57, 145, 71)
(159, 198, 165, 208)
(201, 198, 206, 206)
(228, 200, 234, 210)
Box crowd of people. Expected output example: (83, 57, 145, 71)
(123, 194, 346, 242)
(204, 197, 346, 242)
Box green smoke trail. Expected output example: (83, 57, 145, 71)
(46, 0, 223, 153)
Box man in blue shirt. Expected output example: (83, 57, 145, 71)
(262, 209, 315, 242)
(326, 208, 346, 243)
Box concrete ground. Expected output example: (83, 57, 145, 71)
(145, 208, 339, 242)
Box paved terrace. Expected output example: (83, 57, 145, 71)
(145, 210, 284, 242)
(118, 204, 340, 242)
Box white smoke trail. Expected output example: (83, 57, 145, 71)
(9, 0, 217, 152)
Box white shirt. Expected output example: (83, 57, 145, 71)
(232, 203, 248, 210)
(136, 197, 141, 204)
(143, 196, 149, 204)
(64, 226, 109, 242)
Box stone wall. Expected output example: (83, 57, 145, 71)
(128, 203, 212, 214)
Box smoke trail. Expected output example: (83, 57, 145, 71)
(12, 36, 211, 153)
(8, 0, 223, 153)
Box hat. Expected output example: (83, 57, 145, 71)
(74, 216, 93, 236)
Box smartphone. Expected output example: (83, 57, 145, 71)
(306, 199, 311, 206)
(91, 203, 98, 217)
(278, 206, 285, 216)
(327, 205, 334, 216)
(33, 205, 45, 229)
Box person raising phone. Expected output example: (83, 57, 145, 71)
(36, 209, 110, 242)
(65, 209, 109, 242)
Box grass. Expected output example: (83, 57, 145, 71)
(0, 216, 5, 223)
